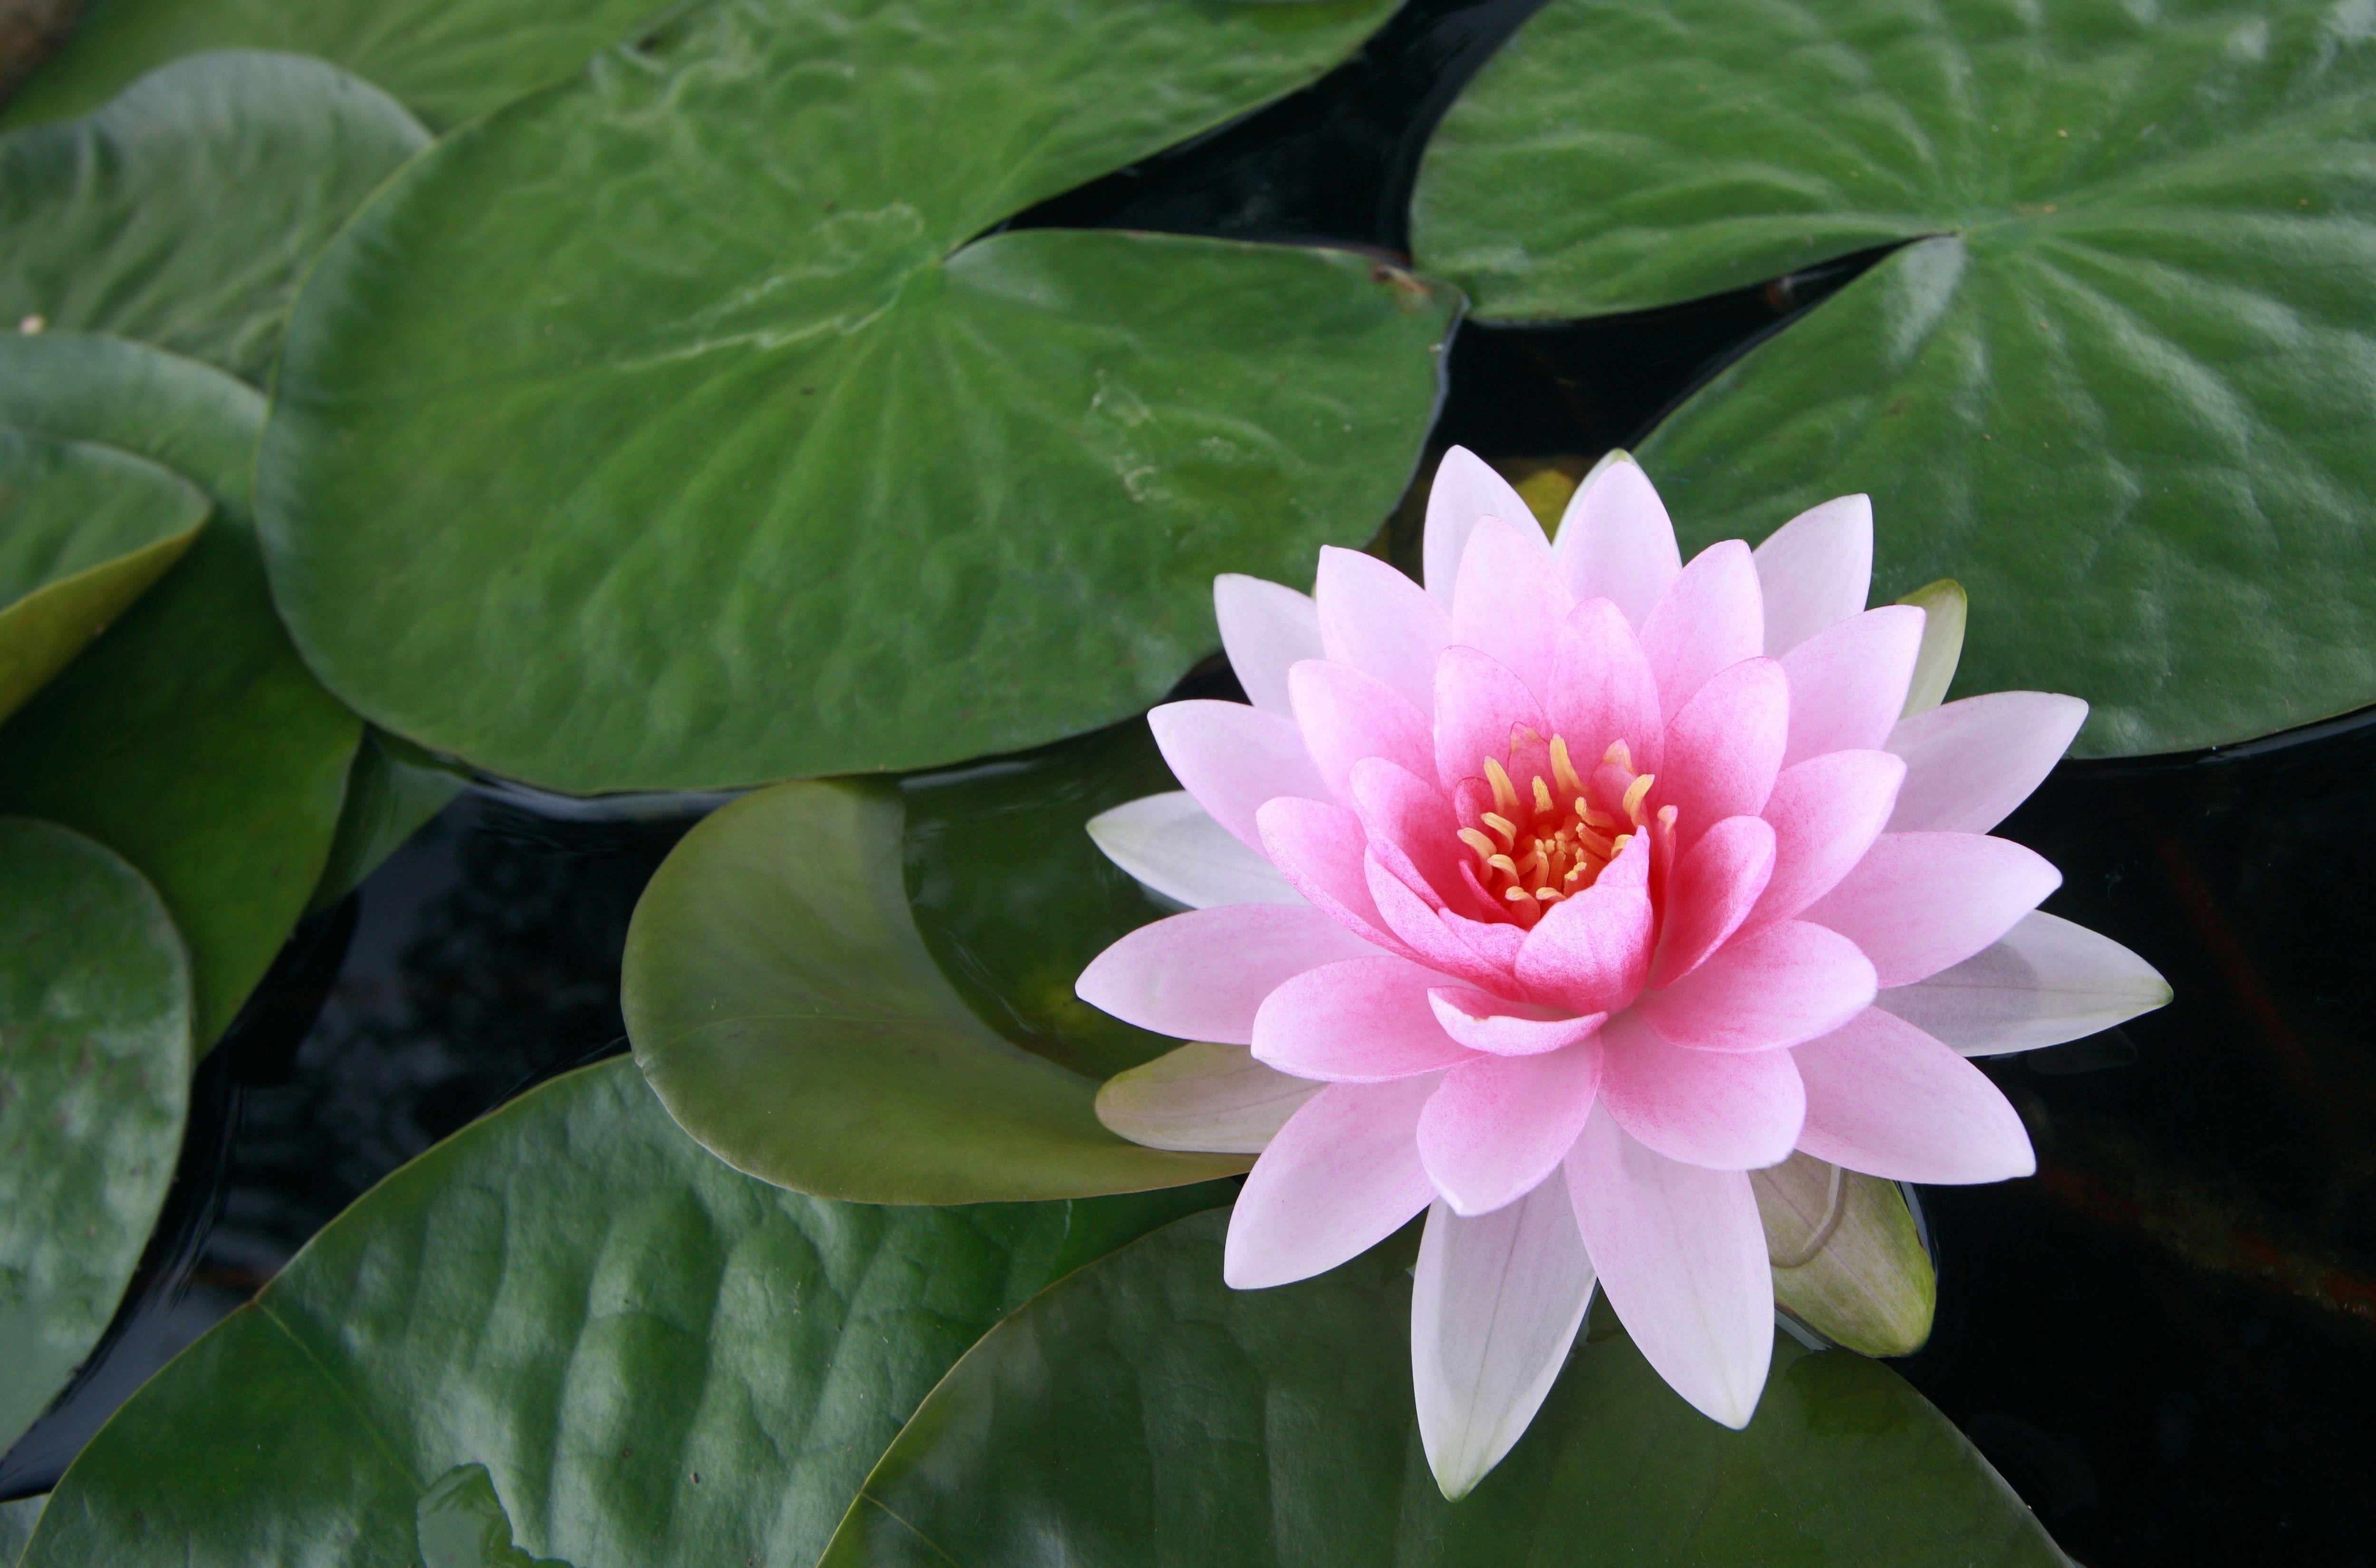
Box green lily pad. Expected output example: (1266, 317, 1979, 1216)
(306, 730, 467, 914)
(253, 0, 1452, 793)
(20, 1057, 1226, 1568)
(0, 51, 428, 382)
(0, 426, 206, 723)
(1754, 1153, 1936, 1359)
(0, 1496, 47, 1564)
(0, 333, 362, 1045)
(822, 1208, 2063, 1567)
(0, 0, 666, 132)
(1412, 0, 2376, 755)
(0, 818, 192, 1453)
(624, 781, 1248, 1205)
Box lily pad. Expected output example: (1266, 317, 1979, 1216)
(0, 332, 362, 1044)
(1412, 0, 2376, 755)
(254, 0, 1452, 793)
(307, 730, 467, 913)
(19, 1058, 1226, 1568)
(821, 1207, 2063, 1567)
(0, 51, 428, 382)
(0, 426, 206, 723)
(0, 818, 192, 1453)
(625, 781, 1248, 1204)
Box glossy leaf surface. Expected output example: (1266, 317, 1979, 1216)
(20, 1058, 1226, 1568)
(307, 730, 467, 913)
(0, 819, 191, 1451)
(256, 0, 1451, 792)
(1414, 0, 2376, 755)
(625, 781, 1247, 1203)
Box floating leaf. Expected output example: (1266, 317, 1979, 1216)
(0, 333, 361, 1044)
(1413, 0, 2376, 755)
(0, 818, 192, 1452)
(1754, 1152, 1936, 1359)
(0, 426, 205, 723)
(254, 0, 1451, 793)
(0, 52, 428, 381)
(414, 1467, 570, 1568)
(307, 730, 466, 913)
(20, 1058, 1226, 1568)
(822, 1208, 2063, 1568)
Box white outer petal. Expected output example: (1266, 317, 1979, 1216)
(1412, 1186, 1597, 1501)
(1872, 910, 2172, 1056)
(1095, 1042, 1322, 1153)
(1086, 792, 1303, 909)
(1752, 494, 1872, 656)
(1424, 445, 1539, 607)
(1215, 573, 1323, 717)
(1886, 691, 2088, 833)
(1550, 449, 1681, 629)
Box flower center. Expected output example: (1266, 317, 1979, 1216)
(1453, 734, 1662, 926)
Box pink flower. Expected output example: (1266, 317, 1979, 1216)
(1076, 448, 2169, 1497)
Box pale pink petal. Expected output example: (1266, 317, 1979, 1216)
(1453, 514, 1571, 701)
(1639, 539, 1763, 718)
(1778, 605, 1925, 768)
(1150, 700, 1330, 852)
(1872, 910, 2172, 1057)
(1365, 853, 1517, 991)
(1257, 796, 1409, 956)
(1636, 920, 1876, 1052)
(1566, 1106, 1773, 1427)
(1225, 1075, 1440, 1288)
(1214, 573, 1323, 717)
(1657, 656, 1788, 851)
(1411, 1184, 1597, 1501)
(1086, 792, 1304, 909)
(1746, 751, 1904, 928)
(1433, 645, 1545, 794)
(1443, 905, 1530, 971)
(1418, 1042, 1605, 1216)
(1887, 691, 2088, 833)
(1804, 831, 2061, 987)
(1514, 836, 1654, 1014)
(1793, 1008, 2036, 1182)
(1549, 451, 1680, 629)
(1424, 446, 1537, 608)
(1649, 814, 1775, 988)
(1546, 598, 1666, 776)
(1348, 757, 1478, 914)
(1753, 494, 1872, 656)
(1428, 988, 1605, 1056)
(1595, 1010, 1806, 1169)
(1315, 546, 1453, 717)
(1075, 904, 1381, 1046)
(1252, 954, 1473, 1082)
(1289, 659, 1434, 804)
(1095, 1042, 1324, 1154)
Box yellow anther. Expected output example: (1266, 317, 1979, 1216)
(1534, 886, 1564, 902)
(1522, 846, 1549, 881)
(1603, 739, 1634, 772)
(1610, 833, 1632, 856)
(1488, 854, 1521, 879)
(1579, 800, 1617, 830)
(1575, 824, 1616, 860)
(1504, 886, 1533, 903)
(1657, 804, 1679, 831)
(1457, 828, 1498, 864)
(1550, 736, 1584, 798)
(1532, 775, 1555, 815)
(1564, 861, 1586, 884)
(1481, 813, 1518, 850)
(1621, 773, 1657, 824)
(1483, 757, 1520, 816)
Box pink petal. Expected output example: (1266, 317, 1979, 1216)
(1549, 452, 1680, 629)
(1315, 546, 1452, 717)
(1256, 796, 1409, 956)
(1514, 835, 1655, 1013)
(1418, 1042, 1605, 1216)
(1225, 1076, 1440, 1288)
(1778, 605, 1925, 769)
(1753, 494, 1872, 657)
(1657, 656, 1788, 852)
(1566, 1105, 1773, 1427)
(1747, 750, 1905, 928)
(1433, 645, 1546, 795)
(1366, 853, 1517, 991)
(1887, 691, 2089, 834)
(1289, 659, 1434, 804)
(1424, 446, 1537, 609)
(1349, 758, 1475, 914)
(1214, 573, 1322, 717)
(1086, 791, 1304, 910)
(1649, 814, 1776, 988)
(1793, 1008, 2036, 1183)
(1804, 831, 2062, 987)
(1636, 920, 1876, 1052)
(1546, 598, 1666, 777)
(1639, 539, 1763, 719)
(1596, 1010, 1806, 1168)
(1252, 955, 1473, 1082)
(1150, 700, 1330, 852)
(1428, 988, 1606, 1056)
(1453, 514, 1570, 701)
(1075, 904, 1381, 1046)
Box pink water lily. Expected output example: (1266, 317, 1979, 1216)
(1075, 448, 2170, 1498)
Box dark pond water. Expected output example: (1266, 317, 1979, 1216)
(10, 2, 2376, 1562)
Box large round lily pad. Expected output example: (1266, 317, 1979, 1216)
(625, 780, 1248, 1205)
(0, 818, 192, 1453)
(254, 0, 1453, 793)
(19, 1057, 1226, 1568)
(0, 333, 362, 1045)
(0, 51, 428, 382)
(820, 1207, 2062, 1566)
(1413, 0, 2376, 756)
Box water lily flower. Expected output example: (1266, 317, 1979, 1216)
(1076, 448, 2170, 1499)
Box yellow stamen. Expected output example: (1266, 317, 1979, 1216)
(1484, 757, 1519, 816)
(1482, 813, 1519, 850)
(1550, 736, 1584, 798)
(1504, 886, 1533, 903)
(1657, 804, 1679, 831)
(1488, 853, 1521, 879)
(1578, 799, 1617, 830)
(1574, 824, 1615, 859)
(1603, 739, 1633, 773)
(1621, 773, 1657, 824)
(1610, 833, 1632, 856)
(1456, 827, 1498, 865)
(1532, 775, 1555, 815)
(1534, 886, 1564, 902)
